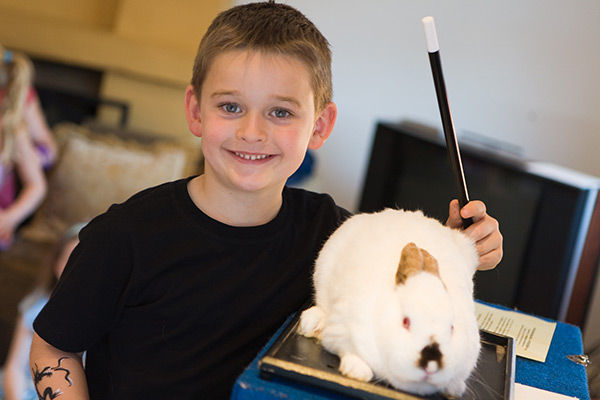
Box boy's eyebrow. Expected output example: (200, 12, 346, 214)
(272, 95, 302, 108)
(210, 91, 303, 108)
(210, 90, 240, 99)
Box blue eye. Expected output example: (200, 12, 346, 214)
(221, 103, 241, 113)
(271, 108, 290, 118)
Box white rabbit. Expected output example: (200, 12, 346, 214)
(298, 208, 481, 398)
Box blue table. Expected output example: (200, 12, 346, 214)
(232, 307, 590, 400)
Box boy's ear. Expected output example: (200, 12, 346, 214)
(308, 102, 337, 150)
(184, 85, 202, 138)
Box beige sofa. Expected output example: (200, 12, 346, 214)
(0, 122, 203, 364)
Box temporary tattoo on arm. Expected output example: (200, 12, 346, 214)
(32, 357, 73, 399)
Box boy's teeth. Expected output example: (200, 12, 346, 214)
(235, 152, 268, 160)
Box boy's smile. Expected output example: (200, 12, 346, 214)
(233, 152, 270, 161)
(185, 50, 336, 225)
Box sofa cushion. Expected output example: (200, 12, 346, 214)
(22, 123, 202, 242)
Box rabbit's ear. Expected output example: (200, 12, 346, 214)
(420, 248, 440, 278)
(396, 242, 423, 285)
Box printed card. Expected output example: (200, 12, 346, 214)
(475, 302, 556, 362)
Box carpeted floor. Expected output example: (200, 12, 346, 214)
(0, 237, 54, 365)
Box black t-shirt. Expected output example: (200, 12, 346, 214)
(34, 177, 349, 399)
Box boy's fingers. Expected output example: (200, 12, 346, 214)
(470, 215, 502, 270)
(446, 199, 462, 228)
(476, 232, 504, 270)
(460, 200, 486, 220)
(447, 199, 485, 228)
(447, 199, 503, 270)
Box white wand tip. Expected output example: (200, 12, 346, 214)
(422, 16, 440, 53)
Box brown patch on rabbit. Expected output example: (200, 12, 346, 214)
(420, 248, 440, 278)
(418, 341, 444, 372)
(396, 242, 440, 285)
(395, 242, 422, 285)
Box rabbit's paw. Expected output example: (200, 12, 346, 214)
(443, 379, 466, 399)
(298, 306, 326, 338)
(340, 353, 373, 382)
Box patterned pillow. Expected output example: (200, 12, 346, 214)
(22, 123, 202, 241)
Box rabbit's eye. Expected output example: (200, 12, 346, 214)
(403, 317, 411, 330)
(451, 324, 454, 334)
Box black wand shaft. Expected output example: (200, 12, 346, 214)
(423, 17, 473, 229)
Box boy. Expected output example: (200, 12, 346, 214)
(29, 2, 502, 399)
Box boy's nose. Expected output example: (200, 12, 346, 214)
(237, 113, 267, 143)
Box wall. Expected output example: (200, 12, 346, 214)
(0, 0, 230, 139)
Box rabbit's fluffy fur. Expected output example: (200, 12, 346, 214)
(298, 209, 480, 397)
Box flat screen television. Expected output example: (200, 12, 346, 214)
(359, 121, 600, 324)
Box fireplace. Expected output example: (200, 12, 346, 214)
(31, 58, 129, 128)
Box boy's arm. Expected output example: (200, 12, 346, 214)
(30, 332, 90, 400)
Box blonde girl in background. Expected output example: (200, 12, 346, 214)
(1, 222, 86, 400)
(0, 46, 51, 250)
(0, 46, 56, 168)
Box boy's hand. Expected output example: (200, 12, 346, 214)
(446, 199, 503, 271)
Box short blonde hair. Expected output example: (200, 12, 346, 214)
(191, 2, 332, 112)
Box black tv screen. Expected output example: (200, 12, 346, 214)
(359, 121, 600, 321)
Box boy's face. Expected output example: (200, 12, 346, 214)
(185, 50, 336, 195)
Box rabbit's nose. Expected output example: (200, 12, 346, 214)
(419, 342, 443, 372)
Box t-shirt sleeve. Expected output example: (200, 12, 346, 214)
(33, 208, 134, 353)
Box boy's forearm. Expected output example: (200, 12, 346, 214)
(30, 333, 90, 400)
